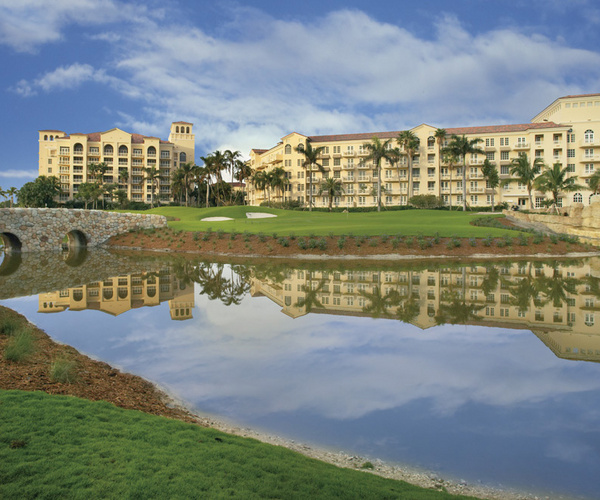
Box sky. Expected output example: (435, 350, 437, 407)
(1, 0, 600, 189)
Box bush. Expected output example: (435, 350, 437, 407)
(483, 235, 494, 247)
(4, 329, 35, 362)
(408, 194, 443, 208)
(469, 238, 477, 247)
(0, 317, 21, 336)
(298, 239, 307, 250)
(317, 238, 328, 251)
(277, 237, 290, 247)
(337, 237, 346, 249)
(50, 357, 78, 383)
(307, 238, 318, 249)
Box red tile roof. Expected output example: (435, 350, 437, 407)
(172, 121, 193, 125)
(57, 131, 171, 144)
(559, 93, 600, 99)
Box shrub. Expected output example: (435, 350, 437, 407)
(258, 232, 267, 243)
(391, 237, 401, 250)
(298, 239, 307, 250)
(308, 238, 318, 249)
(433, 232, 441, 245)
(216, 229, 225, 239)
(532, 233, 545, 245)
(483, 235, 494, 247)
(0, 317, 21, 336)
(469, 238, 477, 247)
(278, 237, 290, 247)
(361, 462, 375, 470)
(369, 238, 378, 247)
(549, 234, 559, 245)
(409, 194, 443, 208)
(405, 237, 414, 248)
(4, 329, 35, 362)
(337, 237, 346, 249)
(518, 234, 528, 246)
(50, 357, 78, 383)
(317, 238, 328, 251)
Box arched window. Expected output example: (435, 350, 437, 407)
(119, 145, 128, 156)
(285, 144, 292, 154)
(44, 135, 48, 141)
(573, 193, 583, 203)
(585, 130, 594, 143)
(104, 144, 114, 156)
(73, 290, 83, 302)
(147, 146, 156, 156)
(179, 152, 186, 162)
(176, 126, 180, 133)
(50, 135, 54, 141)
(427, 137, 435, 147)
(73, 143, 83, 154)
(297, 143, 304, 152)
(186, 126, 190, 133)
(103, 289, 114, 300)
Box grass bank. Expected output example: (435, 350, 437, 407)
(0, 390, 474, 499)
(122, 206, 518, 238)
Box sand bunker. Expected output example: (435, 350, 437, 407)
(201, 217, 234, 221)
(246, 212, 277, 219)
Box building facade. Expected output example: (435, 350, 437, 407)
(38, 122, 195, 204)
(247, 94, 600, 209)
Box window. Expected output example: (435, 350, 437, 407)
(333, 158, 341, 166)
(500, 151, 509, 161)
(584, 129, 594, 143)
(103, 145, 113, 156)
(585, 164, 595, 174)
(486, 152, 495, 160)
(585, 148, 594, 159)
(501, 165, 510, 175)
(333, 146, 340, 154)
(573, 193, 583, 203)
(567, 149, 575, 158)
(500, 137, 509, 146)
(485, 138, 494, 147)
(285, 144, 292, 154)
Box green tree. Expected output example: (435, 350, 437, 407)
(88, 162, 110, 209)
(144, 167, 161, 209)
(534, 163, 584, 212)
(252, 170, 270, 206)
(269, 166, 288, 203)
(114, 189, 128, 208)
(75, 182, 102, 209)
(443, 135, 484, 211)
(481, 159, 500, 210)
(319, 177, 345, 211)
(507, 153, 544, 209)
(397, 130, 420, 204)
(224, 150, 242, 204)
(4, 187, 18, 208)
(177, 162, 197, 207)
(590, 170, 600, 195)
(235, 161, 254, 205)
(295, 141, 325, 211)
(18, 176, 62, 208)
(363, 137, 397, 212)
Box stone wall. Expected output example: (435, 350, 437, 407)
(504, 197, 600, 245)
(0, 208, 167, 252)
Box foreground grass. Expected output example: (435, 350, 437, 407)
(0, 390, 474, 499)
(123, 206, 518, 238)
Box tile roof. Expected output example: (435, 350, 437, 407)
(57, 131, 171, 144)
(172, 121, 193, 125)
(559, 93, 600, 99)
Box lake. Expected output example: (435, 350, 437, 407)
(1, 249, 599, 499)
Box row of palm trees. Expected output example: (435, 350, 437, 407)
(291, 131, 600, 212)
(0, 186, 19, 207)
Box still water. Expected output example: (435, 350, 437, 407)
(1, 249, 600, 498)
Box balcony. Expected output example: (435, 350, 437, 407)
(579, 139, 600, 147)
(343, 177, 355, 182)
(514, 142, 530, 150)
(343, 150, 356, 157)
(357, 176, 371, 183)
(469, 159, 484, 165)
(59, 167, 70, 173)
(583, 155, 600, 162)
(132, 150, 143, 157)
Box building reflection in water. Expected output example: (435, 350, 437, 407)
(34, 256, 600, 363)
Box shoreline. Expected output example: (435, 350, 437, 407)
(0, 305, 550, 500)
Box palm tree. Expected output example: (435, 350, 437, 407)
(534, 163, 584, 212)
(199, 155, 216, 208)
(170, 167, 186, 205)
(481, 159, 500, 210)
(252, 170, 270, 206)
(508, 153, 544, 209)
(319, 177, 344, 211)
(269, 166, 288, 203)
(590, 170, 600, 196)
(295, 141, 325, 211)
(443, 135, 484, 211)
(5, 187, 18, 208)
(397, 130, 420, 204)
(224, 150, 242, 204)
(235, 161, 253, 205)
(144, 167, 161, 209)
(178, 162, 197, 207)
(362, 137, 397, 212)
(88, 162, 110, 209)
(360, 286, 400, 318)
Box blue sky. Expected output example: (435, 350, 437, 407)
(1, 0, 600, 189)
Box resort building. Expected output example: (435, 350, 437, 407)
(247, 94, 600, 209)
(250, 259, 600, 363)
(38, 122, 195, 204)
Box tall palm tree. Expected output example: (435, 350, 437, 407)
(88, 162, 110, 209)
(5, 187, 18, 208)
(295, 141, 325, 211)
(319, 177, 345, 211)
(178, 162, 197, 207)
(235, 161, 253, 205)
(443, 134, 484, 211)
(199, 155, 216, 208)
(252, 170, 270, 206)
(590, 170, 600, 195)
(209, 150, 228, 206)
(534, 163, 584, 212)
(224, 150, 242, 204)
(481, 159, 500, 210)
(362, 137, 397, 212)
(269, 166, 288, 203)
(397, 130, 419, 204)
(170, 167, 186, 205)
(508, 153, 544, 209)
(144, 166, 161, 209)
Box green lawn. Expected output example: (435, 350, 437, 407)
(0, 390, 475, 499)
(123, 206, 517, 238)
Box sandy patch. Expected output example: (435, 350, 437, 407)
(246, 212, 277, 219)
(201, 217, 234, 221)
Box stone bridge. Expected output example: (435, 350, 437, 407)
(0, 208, 167, 253)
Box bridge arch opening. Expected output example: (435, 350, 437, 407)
(62, 230, 88, 251)
(0, 251, 22, 276)
(1, 232, 22, 254)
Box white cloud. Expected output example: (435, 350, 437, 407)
(0, 169, 38, 179)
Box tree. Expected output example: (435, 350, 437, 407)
(18, 176, 62, 207)
(319, 177, 344, 211)
(114, 189, 128, 208)
(252, 170, 270, 206)
(224, 150, 242, 204)
(4, 187, 18, 208)
(362, 137, 397, 212)
(177, 162, 197, 207)
(144, 167, 161, 209)
(397, 130, 420, 204)
(75, 182, 102, 209)
(199, 156, 216, 208)
(88, 162, 109, 209)
(295, 141, 325, 211)
(508, 153, 544, 209)
(269, 166, 288, 203)
(443, 135, 484, 211)
(534, 163, 584, 212)
(481, 159, 500, 210)
(590, 170, 600, 195)
(205, 150, 227, 206)
(235, 161, 253, 205)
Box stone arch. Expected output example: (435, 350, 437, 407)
(63, 246, 88, 267)
(0, 232, 22, 253)
(64, 230, 88, 251)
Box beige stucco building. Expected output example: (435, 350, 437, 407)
(38, 122, 195, 204)
(248, 94, 600, 210)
